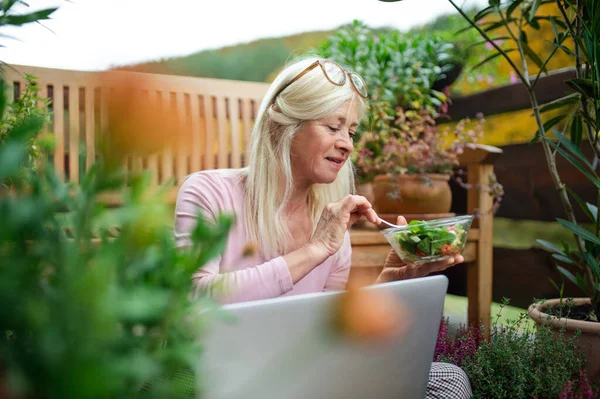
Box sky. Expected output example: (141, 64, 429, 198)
(2, 0, 488, 72)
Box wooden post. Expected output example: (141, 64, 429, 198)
(459, 144, 502, 338)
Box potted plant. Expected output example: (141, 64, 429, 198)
(378, 0, 600, 381)
(319, 20, 497, 215)
(353, 99, 487, 214)
(434, 300, 599, 398)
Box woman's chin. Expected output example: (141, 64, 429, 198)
(314, 173, 338, 185)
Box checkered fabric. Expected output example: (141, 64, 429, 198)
(137, 367, 195, 399)
(138, 362, 473, 398)
(426, 362, 473, 399)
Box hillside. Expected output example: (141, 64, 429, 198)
(116, 29, 337, 82)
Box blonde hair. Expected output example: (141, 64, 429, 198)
(240, 56, 367, 258)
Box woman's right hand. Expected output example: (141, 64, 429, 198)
(308, 195, 378, 259)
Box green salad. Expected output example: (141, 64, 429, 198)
(392, 220, 467, 261)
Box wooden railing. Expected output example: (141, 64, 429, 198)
(4, 64, 270, 202)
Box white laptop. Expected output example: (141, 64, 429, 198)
(197, 275, 448, 399)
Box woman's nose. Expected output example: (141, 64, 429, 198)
(335, 134, 354, 154)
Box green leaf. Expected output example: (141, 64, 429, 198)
(0, 8, 57, 27)
(565, 78, 596, 98)
(489, 0, 500, 6)
(529, 0, 541, 21)
(2, 0, 19, 13)
(582, 252, 600, 278)
(483, 18, 517, 33)
(570, 113, 583, 147)
(531, 114, 566, 143)
(545, 139, 600, 189)
(520, 30, 528, 44)
(552, 254, 575, 264)
(466, 37, 511, 52)
(557, 265, 579, 287)
(538, 93, 580, 114)
(507, 0, 525, 18)
(586, 203, 598, 224)
(550, 128, 592, 170)
(0, 141, 26, 181)
(556, 218, 600, 246)
(0, 78, 6, 120)
(470, 49, 516, 71)
(523, 41, 546, 71)
(545, 40, 577, 57)
(116, 287, 171, 322)
(529, 17, 541, 30)
(537, 239, 566, 255)
(475, 5, 496, 22)
(566, 186, 597, 224)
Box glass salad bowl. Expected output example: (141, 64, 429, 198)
(380, 215, 474, 264)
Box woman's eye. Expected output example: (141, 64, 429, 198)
(349, 131, 356, 140)
(327, 126, 340, 132)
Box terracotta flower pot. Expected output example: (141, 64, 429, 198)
(355, 182, 375, 204)
(528, 298, 600, 382)
(354, 182, 376, 229)
(372, 173, 452, 215)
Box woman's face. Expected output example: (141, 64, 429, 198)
(290, 99, 359, 186)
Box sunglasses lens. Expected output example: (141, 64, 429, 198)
(350, 73, 368, 97)
(322, 61, 345, 85)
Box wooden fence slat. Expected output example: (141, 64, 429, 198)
(230, 97, 241, 168)
(175, 92, 187, 185)
(85, 85, 95, 171)
(37, 81, 49, 138)
(68, 85, 80, 183)
(161, 92, 174, 184)
(241, 98, 252, 166)
(189, 94, 201, 172)
(215, 96, 228, 168)
(131, 88, 143, 174)
(146, 90, 159, 186)
(99, 86, 108, 149)
(53, 83, 65, 181)
(204, 95, 214, 169)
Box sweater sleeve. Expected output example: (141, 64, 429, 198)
(323, 231, 352, 292)
(174, 172, 294, 304)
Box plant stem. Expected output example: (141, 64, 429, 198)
(513, 1, 596, 298)
(574, 0, 583, 78)
(447, 0, 529, 86)
(564, 0, 600, 160)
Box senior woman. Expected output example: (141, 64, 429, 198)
(174, 57, 472, 398)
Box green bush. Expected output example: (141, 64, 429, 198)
(0, 75, 233, 398)
(318, 20, 455, 116)
(436, 300, 591, 398)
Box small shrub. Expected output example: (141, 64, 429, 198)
(435, 300, 597, 398)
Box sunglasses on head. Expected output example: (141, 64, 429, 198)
(272, 60, 369, 103)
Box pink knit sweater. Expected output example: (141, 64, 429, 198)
(174, 168, 352, 304)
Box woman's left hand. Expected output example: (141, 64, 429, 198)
(374, 216, 465, 284)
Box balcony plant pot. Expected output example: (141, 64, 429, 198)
(354, 182, 376, 229)
(372, 173, 452, 215)
(528, 298, 600, 382)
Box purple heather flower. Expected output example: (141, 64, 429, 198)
(509, 71, 519, 84)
